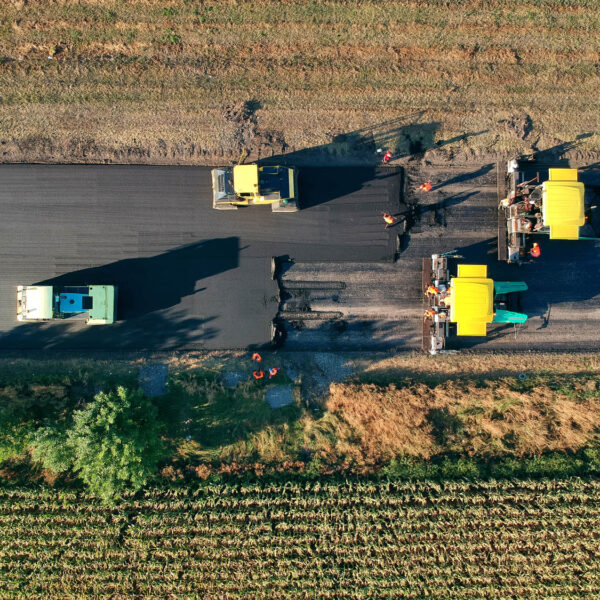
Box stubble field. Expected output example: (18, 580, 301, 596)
(1, 0, 600, 164)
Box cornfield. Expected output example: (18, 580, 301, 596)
(1, 478, 599, 598)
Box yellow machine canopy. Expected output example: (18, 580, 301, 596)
(542, 168, 585, 240)
(449, 264, 494, 336)
(233, 165, 260, 197)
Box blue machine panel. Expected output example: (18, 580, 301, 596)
(59, 293, 88, 313)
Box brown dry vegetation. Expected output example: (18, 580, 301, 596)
(312, 378, 600, 466)
(1, 1, 600, 164)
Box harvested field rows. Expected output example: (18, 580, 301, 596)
(1, 1, 600, 163)
(1, 479, 599, 598)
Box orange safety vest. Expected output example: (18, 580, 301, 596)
(252, 353, 262, 362)
(426, 285, 439, 296)
(383, 151, 393, 163)
(419, 182, 433, 192)
(253, 370, 264, 380)
(529, 244, 541, 258)
(424, 309, 435, 319)
(268, 367, 279, 378)
(383, 213, 396, 225)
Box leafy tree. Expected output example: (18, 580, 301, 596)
(30, 423, 72, 473)
(0, 410, 34, 463)
(67, 386, 165, 502)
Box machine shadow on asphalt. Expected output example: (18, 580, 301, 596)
(293, 166, 402, 210)
(397, 190, 481, 254)
(1, 238, 241, 350)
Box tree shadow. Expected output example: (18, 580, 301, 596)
(258, 113, 446, 167)
(1, 238, 241, 350)
(255, 119, 487, 209)
(158, 371, 302, 464)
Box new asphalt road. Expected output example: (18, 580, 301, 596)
(1, 163, 598, 352)
(0, 165, 401, 350)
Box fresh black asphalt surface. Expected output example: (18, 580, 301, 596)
(1, 162, 598, 352)
(0, 165, 401, 350)
(279, 163, 600, 352)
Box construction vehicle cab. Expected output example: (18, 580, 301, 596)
(212, 164, 298, 212)
(423, 255, 527, 354)
(17, 285, 117, 325)
(498, 158, 592, 262)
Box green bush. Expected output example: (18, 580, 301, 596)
(438, 457, 479, 480)
(68, 387, 166, 502)
(0, 411, 34, 463)
(584, 447, 600, 473)
(30, 424, 72, 473)
(381, 456, 428, 480)
(27, 387, 166, 502)
(489, 453, 585, 479)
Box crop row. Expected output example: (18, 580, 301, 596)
(1, 479, 599, 598)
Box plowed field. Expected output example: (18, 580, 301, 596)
(1, 1, 600, 164)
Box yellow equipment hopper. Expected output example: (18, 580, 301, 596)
(449, 264, 494, 336)
(423, 254, 528, 354)
(542, 168, 585, 240)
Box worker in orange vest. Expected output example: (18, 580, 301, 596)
(252, 353, 262, 362)
(419, 181, 433, 192)
(382, 150, 393, 163)
(425, 285, 439, 297)
(529, 242, 541, 258)
(382, 212, 397, 228)
(424, 308, 436, 319)
(253, 370, 264, 380)
(268, 367, 279, 379)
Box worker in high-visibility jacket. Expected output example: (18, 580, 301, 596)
(253, 370, 264, 380)
(425, 285, 439, 297)
(419, 181, 433, 192)
(382, 212, 397, 228)
(529, 242, 541, 258)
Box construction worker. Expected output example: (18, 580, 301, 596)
(425, 285, 439, 297)
(382, 150, 393, 163)
(268, 367, 279, 379)
(529, 242, 541, 258)
(382, 212, 397, 228)
(424, 308, 436, 319)
(519, 217, 533, 231)
(252, 353, 262, 362)
(253, 370, 264, 380)
(419, 181, 433, 192)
